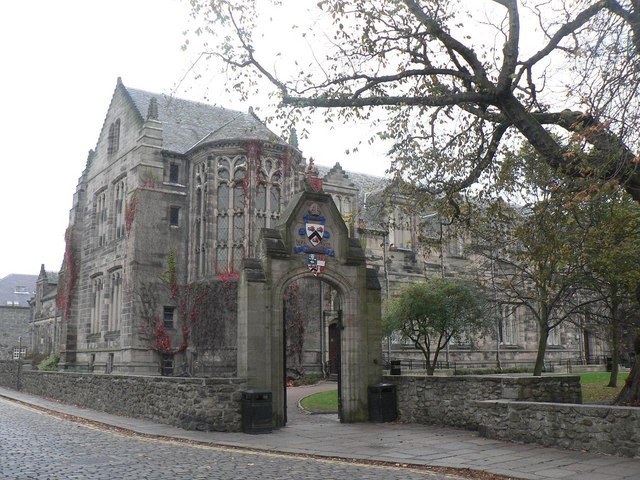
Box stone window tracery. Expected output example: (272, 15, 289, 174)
(193, 161, 209, 278)
(108, 270, 122, 331)
(499, 305, 520, 346)
(260, 158, 282, 226)
(114, 180, 125, 240)
(96, 191, 107, 247)
(90, 276, 103, 333)
(548, 324, 562, 346)
(390, 206, 412, 250)
(107, 119, 120, 154)
(214, 156, 246, 273)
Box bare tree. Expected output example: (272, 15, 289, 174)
(186, 0, 640, 202)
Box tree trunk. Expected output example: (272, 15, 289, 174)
(427, 347, 441, 376)
(616, 287, 640, 405)
(608, 313, 620, 388)
(533, 324, 548, 376)
(613, 333, 640, 405)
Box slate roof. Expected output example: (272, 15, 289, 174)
(125, 86, 287, 154)
(0, 274, 37, 307)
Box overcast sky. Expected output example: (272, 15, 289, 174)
(0, 0, 390, 279)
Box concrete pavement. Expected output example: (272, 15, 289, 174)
(1, 383, 639, 480)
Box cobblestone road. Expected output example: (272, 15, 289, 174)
(0, 399, 460, 480)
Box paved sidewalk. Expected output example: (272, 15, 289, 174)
(1, 384, 639, 480)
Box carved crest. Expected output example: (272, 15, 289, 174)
(295, 204, 334, 258)
(307, 254, 326, 277)
(308, 176, 323, 192)
(306, 222, 324, 246)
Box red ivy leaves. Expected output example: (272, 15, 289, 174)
(151, 317, 189, 354)
(155, 322, 172, 353)
(219, 270, 239, 287)
(56, 227, 77, 321)
(124, 192, 138, 236)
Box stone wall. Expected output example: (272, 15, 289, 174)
(477, 400, 640, 458)
(385, 374, 582, 429)
(0, 363, 247, 432)
(0, 360, 20, 390)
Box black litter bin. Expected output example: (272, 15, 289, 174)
(390, 359, 401, 375)
(606, 357, 613, 372)
(241, 390, 272, 434)
(368, 383, 397, 422)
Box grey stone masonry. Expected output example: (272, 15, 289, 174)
(477, 399, 640, 458)
(0, 306, 30, 360)
(385, 374, 582, 429)
(0, 361, 20, 390)
(0, 363, 247, 432)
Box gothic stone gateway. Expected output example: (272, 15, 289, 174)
(238, 189, 383, 426)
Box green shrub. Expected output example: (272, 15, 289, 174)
(26, 352, 47, 368)
(288, 372, 324, 386)
(37, 353, 60, 371)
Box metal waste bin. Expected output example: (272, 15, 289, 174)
(368, 383, 397, 422)
(390, 359, 402, 375)
(241, 390, 272, 434)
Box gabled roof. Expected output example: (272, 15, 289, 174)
(0, 274, 37, 307)
(124, 85, 287, 154)
(317, 163, 386, 202)
(316, 162, 388, 228)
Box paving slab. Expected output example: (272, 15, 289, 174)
(1, 383, 640, 480)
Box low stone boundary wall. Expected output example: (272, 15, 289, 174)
(385, 374, 582, 429)
(0, 360, 20, 390)
(477, 400, 640, 457)
(0, 361, 247, 432)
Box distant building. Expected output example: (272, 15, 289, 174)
(30, 264, 60, 357)
(0, 273, 36, 360)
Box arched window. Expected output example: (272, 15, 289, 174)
(107, 119, 120, 154)
(499, 305, 520, 346)
(263, 160, 282, 227)
(391, 207, 411, 249)
(334, 195, 342, 213)
(114, 180, 125, 240)
(343, 197, 351, 215)
(91, 276, 104, 333)
(108, 270, 122, 331)
(96, 191, 107, 247)
(214, 156, 246, 273)
(548, 324, 562, 346)
(192, 162, 209, 278)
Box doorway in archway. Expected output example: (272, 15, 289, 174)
(283, 277, 342, 425)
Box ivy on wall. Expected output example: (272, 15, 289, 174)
(137, 250, 238, 375)
(124, 191, 138, 236)
(55, 227, 77, 321)
(284, 281, 306, 380)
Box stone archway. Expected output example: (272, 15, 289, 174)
(237, 189, 383, 427)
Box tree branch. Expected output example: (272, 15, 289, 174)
(282, 91, 496, 108)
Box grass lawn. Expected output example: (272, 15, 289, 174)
(300, 390, 339, 413)
(580, 372, 628, 403)
(297, 372, 628, 410)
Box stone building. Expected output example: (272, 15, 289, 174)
(58, 78, 315, 375)
(0, 273, 36, 360)
(55, 78, 608, 377)
(29, 264, 60, 357)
